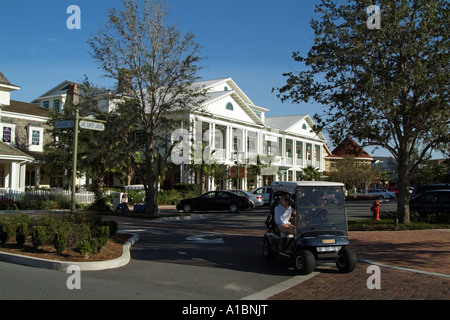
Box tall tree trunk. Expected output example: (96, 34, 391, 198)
(397, 154, 411, 224)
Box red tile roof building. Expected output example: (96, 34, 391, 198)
(324, 137, 373, 173)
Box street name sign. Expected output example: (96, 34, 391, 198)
(54, 120, 74, 129)
(79, 120, 105, 131)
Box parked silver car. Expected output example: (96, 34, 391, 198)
(357, 188, 395, 199)
(229, 190, 264, 209)
(252, 186, 272, 205)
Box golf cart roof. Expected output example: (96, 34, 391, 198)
(271, 181, 345, 194)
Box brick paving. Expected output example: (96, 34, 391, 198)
(270, 230, 450, 300)
(269, 262, 449, 300)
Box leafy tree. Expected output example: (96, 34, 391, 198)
(44, 81, 128, 199)
(275, 0, 449, 223)
(412, 163, 448, 185)
(88, 0, 205, 217)
(328, 157, 378, 192)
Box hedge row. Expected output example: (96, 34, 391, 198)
(0, 213, 118, 257)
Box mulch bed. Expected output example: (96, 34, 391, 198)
(0, 233, 131, 262)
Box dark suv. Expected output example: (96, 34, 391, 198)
(409, 189, 450, 218)
(411, 184, 450, 199)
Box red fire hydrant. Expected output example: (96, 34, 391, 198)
(371, 200, 380, 220)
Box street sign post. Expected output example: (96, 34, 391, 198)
(79, 120, 105, 131)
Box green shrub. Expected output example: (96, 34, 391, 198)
(90, 238, 102, 254)
(97, 226, 110, 248)
(54, 232, 68, 254)
(127, 190, 145, 204)
(86, 198, 113, 213)
(22, 192, 72, 210)
(102, 220, 118, 236)
(31, 225, 46, 249)
(0, 220, 13, 244)
(15, 222, 28, 247)
(0, 199, 24, 210)
(173, 183, 201, 195)
(76, 239, 93, 257)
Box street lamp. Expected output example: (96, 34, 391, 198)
(233, 151, 245, 190)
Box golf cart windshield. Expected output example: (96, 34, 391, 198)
(295, 185, 347, 235)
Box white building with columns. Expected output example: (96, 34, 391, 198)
(166, 78, 331, 191)
(7, 75, 329, 192)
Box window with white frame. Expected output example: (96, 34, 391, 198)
(31, 130, 40, 145)
(28, 127, 44, 152)
(1, 124, 15, 145)
(2, 127, 12, 143)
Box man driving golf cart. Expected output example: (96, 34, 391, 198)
(264, 181, 356, 275)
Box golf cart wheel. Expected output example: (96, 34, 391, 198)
(294, 249, 315, 275)
(182, 204, 193, 213)
(229, 204, 239, 213)
(263, 237, 276, 261)
(336, 247, 357, 273)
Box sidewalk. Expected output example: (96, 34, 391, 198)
(270, 229, 450, 300)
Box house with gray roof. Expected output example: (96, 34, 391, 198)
(0, 70, 67, 191)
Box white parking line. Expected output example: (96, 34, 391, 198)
(240, 273, 319, 300)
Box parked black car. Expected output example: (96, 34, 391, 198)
(409, 189, 450, 218)
(176, 191, 249, 213)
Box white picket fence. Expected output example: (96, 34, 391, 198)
(0, 189, 95, 204)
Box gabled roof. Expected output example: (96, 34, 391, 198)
(0, 70, 20, 91)
(0, 141, 34, 162)
(3, 100, 50, 118)
(265, 114, 308, 130)
(32, 80, 80, 101)
(32, 80, 109, 102)
(265, 114, 327, 141)
(327, 137, 373, 160)
(195, 78, 267, 126)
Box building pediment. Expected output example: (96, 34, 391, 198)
(195, 78, 267, 127)
(265, 114, 327, 142)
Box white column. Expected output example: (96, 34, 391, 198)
(9, 162, 19, 191)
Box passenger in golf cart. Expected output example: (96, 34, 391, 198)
(263, 181, 356, 275)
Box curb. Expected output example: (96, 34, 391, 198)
(0, 232, 139, 272)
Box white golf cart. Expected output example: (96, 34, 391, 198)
(263, 181, 356, 275)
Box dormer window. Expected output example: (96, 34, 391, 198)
(53, 100, 60, 112)
(226, 102, 233, 111)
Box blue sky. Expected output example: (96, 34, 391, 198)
(0, 0, 393, 156)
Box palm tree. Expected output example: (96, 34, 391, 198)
(302, 166, 321, 181)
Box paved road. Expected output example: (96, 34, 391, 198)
(346, 198, 397, 220)
(2, 200, 447, 305)
(0, 208, 296, 300)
